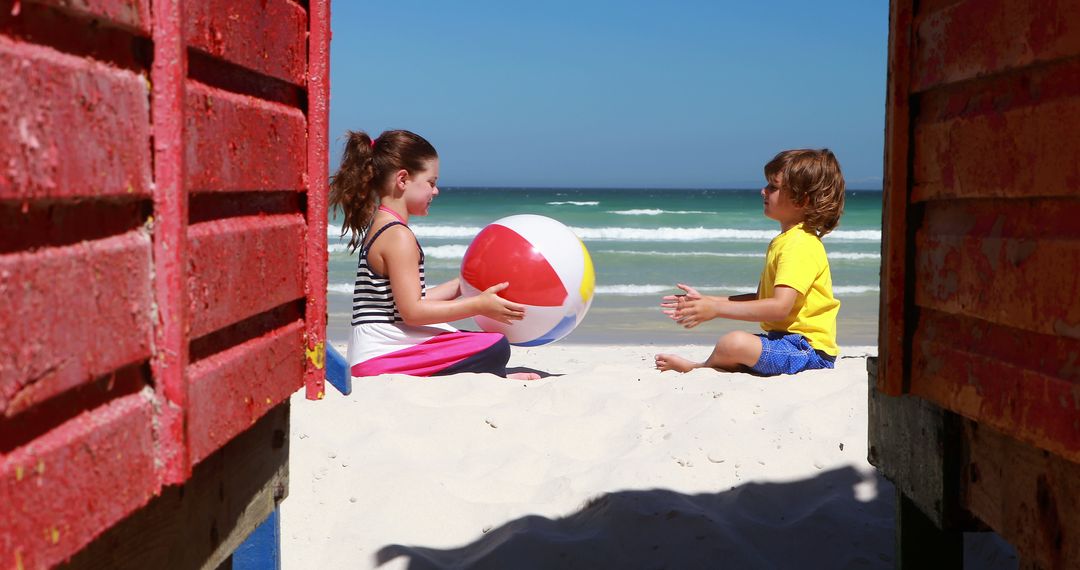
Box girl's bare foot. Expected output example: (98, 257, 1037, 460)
(654, 353, 698, 373)
(508, 372, 541, 381)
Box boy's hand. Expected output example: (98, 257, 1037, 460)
(478, 282, 527, 325)
(660, 283, 714, 328)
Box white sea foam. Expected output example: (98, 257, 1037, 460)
(546, 201, 599, 206)
(329, 280, 880, 297)
(424, 244, 469, 259)
(356, 223, 879, 243)
(411, 225, 484, 239)
(595, 284, 759, 295)
(596, 250, 879, 260)
(608, 209, 715, 216)
(832, 285, 880, 294)
(828, 252, 881, 260)
(595, 284, 879, 296)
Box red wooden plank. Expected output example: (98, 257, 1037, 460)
(913, 59, 1080, 202)
(187, 214, 305, 339)
(0, 392, 158, 570)
(305, 0, 331, 400)
(910, 310, 1080, 462)
(0, 232, 153, 418)
(879, 0, 915, 396)
(25, 0, 151, 34)
(185, 0, 306, 86)
(187, 320, 303, 465)
(960, 420, 1080, 568)
(914, 201, 1080, 337)
(186, 80, 307, 193)
(150, 0, 190, 485)
(0, 37, 151, 201)
(913, 0, 1080, 92)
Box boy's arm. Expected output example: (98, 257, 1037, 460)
(671, 286, 797, 329)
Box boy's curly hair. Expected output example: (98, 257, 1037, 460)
(764, 149, 845, 237)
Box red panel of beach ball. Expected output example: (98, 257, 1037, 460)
(461, 223, 567, 307)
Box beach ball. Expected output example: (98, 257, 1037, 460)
(460, 214, 595, 346)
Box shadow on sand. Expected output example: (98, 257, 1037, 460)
(505, 366, 560, 379)
(376, 466, 896, 569)
(375, 466, 1020, 569)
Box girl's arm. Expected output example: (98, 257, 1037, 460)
(660, 282, 796, 329)
(376, 229, 524, 326)
(425, 277, 461, 301)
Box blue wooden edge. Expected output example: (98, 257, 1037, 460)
(325, 343, 352, 396)
(233, 508, 280, 570)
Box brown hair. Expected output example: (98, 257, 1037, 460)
(764, 148, 845, 237)
(329, 129, 438, 252)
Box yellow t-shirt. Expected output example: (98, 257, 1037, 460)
(758, 223, 840, 356)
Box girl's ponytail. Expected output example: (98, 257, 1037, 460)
(330, 130, 379, 252)
(329, 129, 438, 252)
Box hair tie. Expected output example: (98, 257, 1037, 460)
(370, 137, 377, 148)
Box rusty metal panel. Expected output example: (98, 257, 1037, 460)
(0, 37, 151, 201)
(185, 81, 306, 193)
(913, 0, 1080, 92)
(187, 321, 304, 465)
(0, 392, 158, 569)
(0, 232, 153, 418)
(914, 201, 1080, 337)
(187, 214, 305, 339)
(913, 58, 1080, 202)
(879, 0, 915, 396)
(960, 419, 1080, 568)
(185, 0, 306, 85)
(24, 0, 151, 34)
(304, 0, 330, 400)
(911, 310, 1080, 462)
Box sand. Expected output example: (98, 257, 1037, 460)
(281, 344, 1017, 569)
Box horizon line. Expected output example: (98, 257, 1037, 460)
(438, 185, 884, 191)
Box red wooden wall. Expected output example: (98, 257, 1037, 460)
(880, 0, 1080, 460)
(0, 0, 329, 567)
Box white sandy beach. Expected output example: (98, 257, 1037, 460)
(281, 344, 1017, 569)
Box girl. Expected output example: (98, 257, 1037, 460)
(330, 129, 539, 380)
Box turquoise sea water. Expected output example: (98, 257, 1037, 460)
(327, 188, 882, 347)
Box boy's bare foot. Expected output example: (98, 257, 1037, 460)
(508, 372, 541, 381)
(654, 354, 698, 373)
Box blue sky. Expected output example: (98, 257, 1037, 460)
(329, 1, 888, 189)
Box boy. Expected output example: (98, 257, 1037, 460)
(654, 149, 845, 376)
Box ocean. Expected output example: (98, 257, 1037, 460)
(327, 188, 882, 348)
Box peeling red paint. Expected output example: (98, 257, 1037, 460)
(185, 0, 306, 86)
(185, 81, 306, 192)
(305, 0, 330, 400)
(0, 393, 158, 570)
(0, 0, 328, 565)
(0, 231, 153, 417)
(187, 214, 306, 338)
(187, 321, 304, 465)
(0, 38, 151, 200)
(27, 0, 151, 34)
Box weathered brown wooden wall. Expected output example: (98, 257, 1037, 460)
(878, 0, 1080, 566)
(881, 0, 1080, 457)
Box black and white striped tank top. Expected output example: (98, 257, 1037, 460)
(351, 221, 426, 325)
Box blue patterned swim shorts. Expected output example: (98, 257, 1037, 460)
(749, 331, 836, 376)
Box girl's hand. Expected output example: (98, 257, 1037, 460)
(477, 282, 526, 325)
(660, 283, 713, 328)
